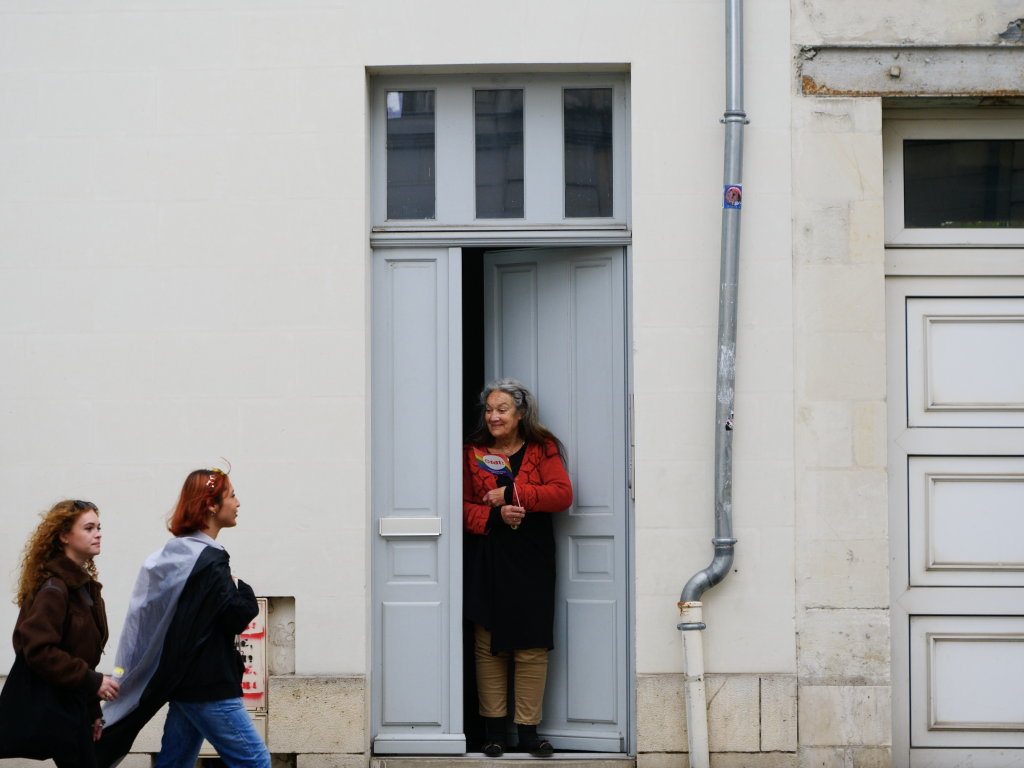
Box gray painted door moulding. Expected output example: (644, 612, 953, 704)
(371, 228, 632, 249)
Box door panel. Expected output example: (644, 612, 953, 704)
(494, 263, 539, 395)
(566, 599, 618, 723)
(909, 456, 1024, 587)
(907, 298, 1024, 427)
(890, 281, 1024, 766)
(372, 247, 465, 754)
(912, 616, 1024, 748)
(483, 246, 628, 752)
(382, 602, 443, 725)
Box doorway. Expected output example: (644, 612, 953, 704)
(462, 247, 630, 753)
(371, 244, 631, 755)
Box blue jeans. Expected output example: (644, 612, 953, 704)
(154, 699, 270, 768)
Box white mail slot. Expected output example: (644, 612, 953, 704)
(379, 517, 442, 537)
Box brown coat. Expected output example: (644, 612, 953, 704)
(12, 556, 109, 718)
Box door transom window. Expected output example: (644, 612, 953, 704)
(370, 73, 630, 228)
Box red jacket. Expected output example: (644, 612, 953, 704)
(463, 439, 574, 535)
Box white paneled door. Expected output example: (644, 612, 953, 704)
(888, 281, 1024, 767)
(372, 247, 465, 755)
(483, 247, 630, 752)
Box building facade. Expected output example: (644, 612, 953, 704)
(1, 2, 1022, 767)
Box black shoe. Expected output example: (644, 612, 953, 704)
(482, 739, 506, 757)
(483, 716, 507, 757)
(524, 741, 557, 757)
(517, 724, 554, 756)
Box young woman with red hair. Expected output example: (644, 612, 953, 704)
(96, 467, 270, 768)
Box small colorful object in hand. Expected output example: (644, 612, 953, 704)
(475, 453, 520, 528)
(476, 453, 514, 478)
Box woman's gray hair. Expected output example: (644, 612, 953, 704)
(468, 378, 567, 464)
(478, 378, 539, 424)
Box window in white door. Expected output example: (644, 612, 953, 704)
(386, 90, 436, 220)
(904, 139, 1024, 229)
(475, 90, 524, 219)
(564, 88, 613, 218)
(883, 113, 1024, 245)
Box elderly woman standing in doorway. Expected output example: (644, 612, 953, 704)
(463, 378, 573, 758)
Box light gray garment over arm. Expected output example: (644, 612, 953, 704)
(102, 533, 224, 727)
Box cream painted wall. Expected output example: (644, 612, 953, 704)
(0, 0, 794, 678)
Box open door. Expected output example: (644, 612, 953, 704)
(483, 246, 629, 752)
(371, 247, 465, 755)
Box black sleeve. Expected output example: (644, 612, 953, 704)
(211, 562, 259, 635)
(487, 506, 503, 531)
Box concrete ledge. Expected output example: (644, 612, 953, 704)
(268, 675, 365, 754)
(639, 755, 798, 768)
(371, 758, 633, 768)
(0, 760, 152, 768)
(798, 687, 892, 747)
(798, 746, 891, 767)
(762, 676, 798, 752)
(299, 755, 367, 768)
(800, 46, 1024, 98)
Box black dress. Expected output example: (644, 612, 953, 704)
(464, 444, 557, 653)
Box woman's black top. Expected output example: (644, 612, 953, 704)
(464, 443, 557, 653)
(173, 560, 258, 702)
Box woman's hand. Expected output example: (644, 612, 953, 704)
(93, 718, 103, 741)
(500, 505, 525, 526)
(483, 487, 507, 507)
(97, 676, 120, 703)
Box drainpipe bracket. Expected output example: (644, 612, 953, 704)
(721, 110, 750, 124)
(677, 622, 707, 631)
(712, 538, 738, 546)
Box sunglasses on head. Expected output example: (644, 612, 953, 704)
(73, 500, 98, 511)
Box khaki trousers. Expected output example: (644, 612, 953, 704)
(474, 624, 548, 725)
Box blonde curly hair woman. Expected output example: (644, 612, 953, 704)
(0, 500, 117, 768)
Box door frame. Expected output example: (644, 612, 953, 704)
(369, 235, 636, 755)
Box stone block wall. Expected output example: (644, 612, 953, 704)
(791, 96, 891, 765)
(117, 675, 366, 765)
(637, 673, 798, 766)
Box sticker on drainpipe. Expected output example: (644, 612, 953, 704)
(724, 185, 742, 209)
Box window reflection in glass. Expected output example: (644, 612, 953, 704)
(564, 88, 613, 218)
(475, 90, 524, 219)
(386, 91, 435, 220)
(904, 139, 1024, 228)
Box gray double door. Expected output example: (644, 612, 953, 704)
(372, 245, 629, 755)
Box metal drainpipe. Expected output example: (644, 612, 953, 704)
(677, 0, 746, 766)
